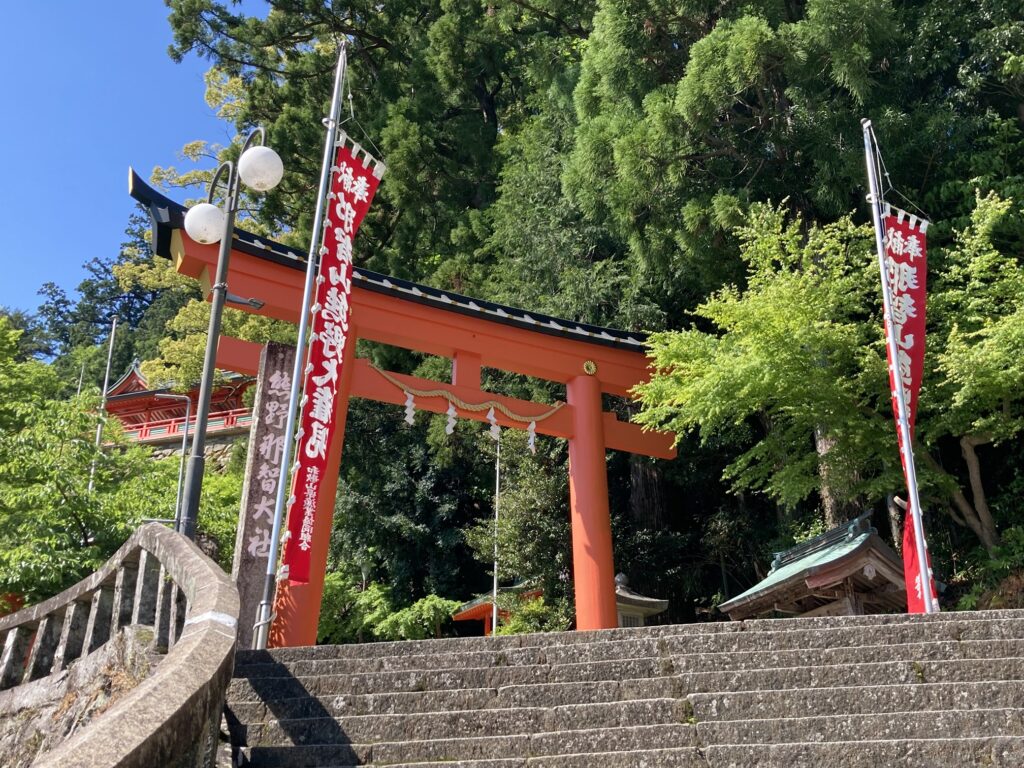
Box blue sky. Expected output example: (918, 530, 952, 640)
(0, 2, 265, 313)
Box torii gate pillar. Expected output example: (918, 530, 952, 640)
(269, 331, 358, 648)
(567, 374, 618, 630)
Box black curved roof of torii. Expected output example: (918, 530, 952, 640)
(129, 169, 649, 353)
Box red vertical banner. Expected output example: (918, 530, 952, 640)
(282, 134, 383, 583)
(881, 206, 937, 612)
(902, 501, 935, 613)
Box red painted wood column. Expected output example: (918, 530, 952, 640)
(452, 351, 482, 389)
(566, 373, 618, 630)
(270, 328, 359, 647)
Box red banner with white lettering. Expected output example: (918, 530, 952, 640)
(881, 207, 937, 612)
(282, 135, 383, 583)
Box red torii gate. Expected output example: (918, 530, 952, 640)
(131, 172, 675, 646)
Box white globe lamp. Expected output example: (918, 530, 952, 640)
(183, 202, 227, 245)
(238, 145, 284, 192)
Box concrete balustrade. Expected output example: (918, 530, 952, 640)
(0, 523, 239, 767)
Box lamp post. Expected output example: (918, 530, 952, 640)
(179, 127, 283, 540)
(154, 392, 193, 532)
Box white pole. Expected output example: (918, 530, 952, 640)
(254, 43, 349, 650)
(154, 392, 192, 532)
(88, 316, 118, 493)
(491, 434, 501, 634)
(861, 118, 937, 613)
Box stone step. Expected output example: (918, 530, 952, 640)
(226, 612, 1024, 768)
(540, 620, 1024, 666)
(233, 610, 1024, 667)
(681, 656, 1024, 694)
(250, 749, 708, 768)
(702, 736, 1024, 768)
(697, 707, 1024, 745)
(239, 645, 546, 677)
(671, 638, 1024, 673)
(373, 722, 698, 764)
(376, 748, 707, 767)
(229, 657, 673, 702)
(235, 619, 1024, 679)
(240, 698, 689, 747)
(228, 676, 685, 722)
(239, 743, 371, 767)
(229, 655, 1024, 709)
(689, 680, 1024, 722)
(239, 724, 697, 766)
(739, 608, 1023, 631)
(230, 658, 1024, 733)
(232, 623, 743, 667)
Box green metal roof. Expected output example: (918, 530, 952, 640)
(722, 531, 872, 610)
(719, 514, 894, 615)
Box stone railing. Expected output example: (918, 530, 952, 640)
(0, 523, 239, 767)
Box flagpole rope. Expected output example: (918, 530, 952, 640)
(368, 363, 565, 423)
(868, 124, 931, 220)
(338, 71, 388, 164)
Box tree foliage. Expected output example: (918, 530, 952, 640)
(0, 315, 241, 602)
(0, 318, 154, 599)
(637, 193, 1024, 555)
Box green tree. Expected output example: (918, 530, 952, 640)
(317, 571, 395, 644)
(637, 206, 885, 521)
(0, 307, 53, 361)
(493, 596, 573, 636)
(565, 0, 1024, 308)
(636, 195, 1024, 555)
(163, 0, 598, 282)
(0, 319, 155, 599)
(462, 429, 574, 612)
(376, 594, 462, 640)
(923, 192, 1024, 550)
(330, 394, 494, 607)
(0, 315, 241, 602)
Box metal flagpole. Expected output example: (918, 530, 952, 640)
(154, 392, 193, 532)
(861, 118, 937, 613)
(88, 315, 118, 493)
(492, 434, 501, 634)
(254, 43, 349, 650)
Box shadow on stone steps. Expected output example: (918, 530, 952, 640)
(228, 653, 359, 767)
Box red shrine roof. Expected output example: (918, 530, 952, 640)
(106, 360, 150, 397)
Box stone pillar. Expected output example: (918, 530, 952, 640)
(566, 373, 618, 631)
(232, 342, 295, 649)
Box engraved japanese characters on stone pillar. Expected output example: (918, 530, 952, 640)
(233, 341, 295, 649)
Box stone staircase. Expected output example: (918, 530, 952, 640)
(226, 610, 1024, 767)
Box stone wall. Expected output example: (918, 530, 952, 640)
(149, 434, 243, 471)
(0, 626, 152, 767)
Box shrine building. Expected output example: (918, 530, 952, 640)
(104, 360, 253, 448)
